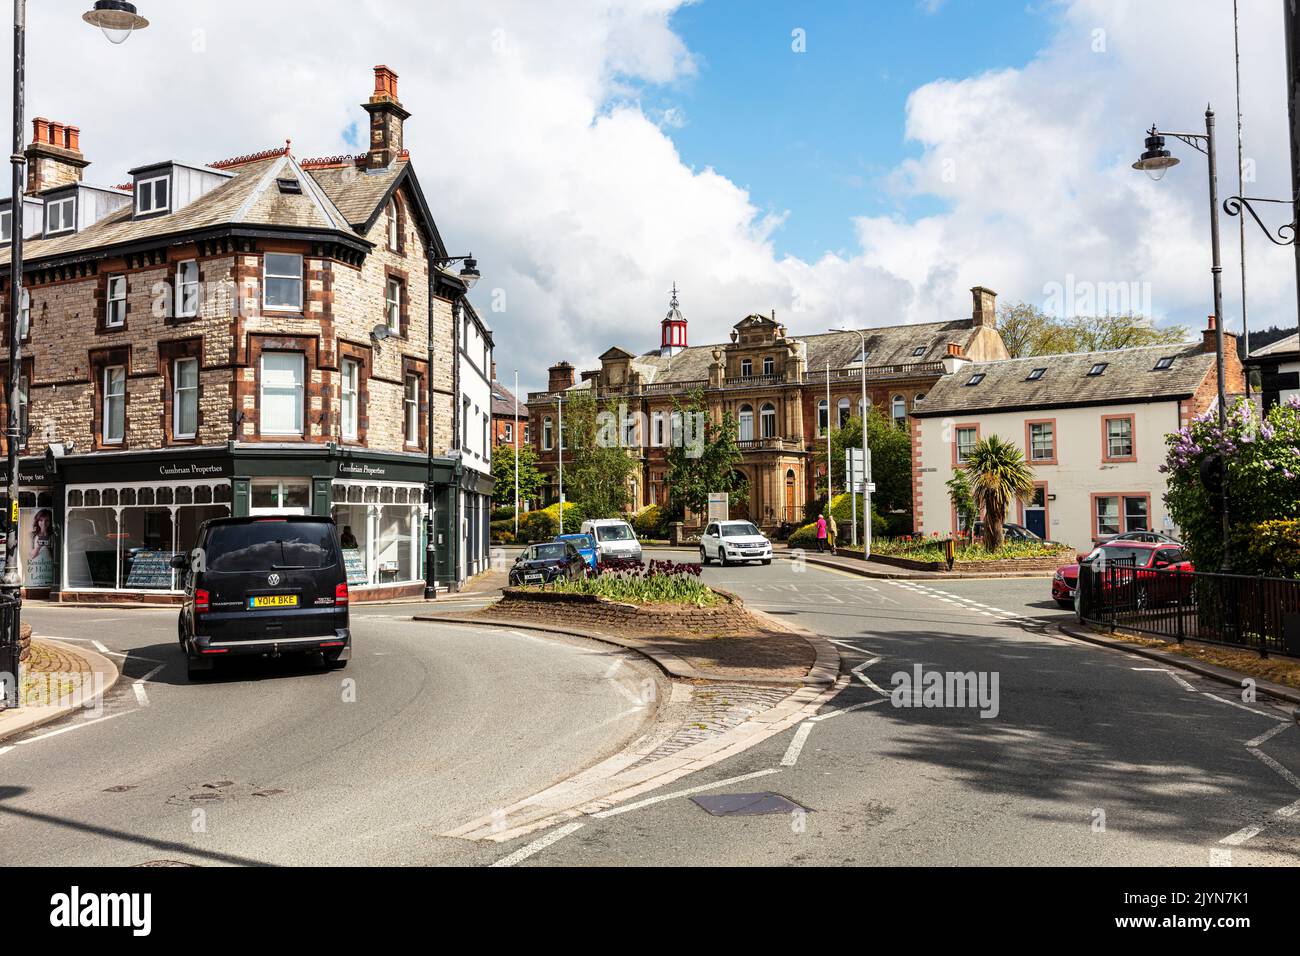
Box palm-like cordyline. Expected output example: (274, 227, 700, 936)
(963, 435, 1036, 551)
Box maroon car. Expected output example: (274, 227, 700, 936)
(1053, 541, 1194, 610)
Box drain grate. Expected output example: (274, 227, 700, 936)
(690, 792, 808, 816)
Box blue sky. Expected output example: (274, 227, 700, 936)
(643, 0, 1058, 261)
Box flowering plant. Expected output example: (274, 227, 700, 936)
(1162, 396, 1300, 571)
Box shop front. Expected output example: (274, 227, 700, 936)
(24, 444, 461, 604)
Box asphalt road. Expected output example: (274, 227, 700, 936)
(496, 550, 1300, 866)
(0, 602, 660, 866)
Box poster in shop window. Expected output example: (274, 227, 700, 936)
(342, 548, 368, 586)
(25, 508, 54, 588)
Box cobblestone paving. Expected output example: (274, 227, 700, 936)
(21, 639, 92, 706)
(628, 682, 793, 768)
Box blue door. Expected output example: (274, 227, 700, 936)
(1024, 485, 1047, 539)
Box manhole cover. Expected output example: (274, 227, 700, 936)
(690, 792, 808, 816)
(135, 860, 197, 867)
(103, 785, 137, 793)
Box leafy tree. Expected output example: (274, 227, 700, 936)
(813, 407, 912, 514)
(1162, 397, 1300, 571)
(963, 435, 1036, 551)
(491, 442, 543, 509)
(560, 389, 636, 519)
(663, 389, 748, 519)
(945, 469, 978, 533)
(997, 301, 1189, 358)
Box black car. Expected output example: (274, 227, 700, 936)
(509, 541, 587, 586)
(173, 515, 351, 680)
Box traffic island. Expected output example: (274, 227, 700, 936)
(0, 635, 121, 742)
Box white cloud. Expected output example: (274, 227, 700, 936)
(4, 0, 1293, 395)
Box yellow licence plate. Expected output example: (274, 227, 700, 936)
(249, 594, 298, 609)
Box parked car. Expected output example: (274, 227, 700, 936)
(1053, 542, 1194, 610)
(580, 518, 643, 564)
(1079, 530, 1181, 562)
(699, 520, 773, 566)
(509, 541, 589, 585)
(971, 521, 1057, 545)
(555, 532, 598, 570)
(173, 515, 351, 681)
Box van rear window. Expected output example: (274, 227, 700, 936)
(205, 522, 338, 572)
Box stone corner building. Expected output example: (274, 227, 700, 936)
(528, 285, 1009, 529)
(0, 66, 490, 602)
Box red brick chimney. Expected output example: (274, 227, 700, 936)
(25, 117, 88, 194)
(362, 65, 410, 170)
(547, 361, 575, 393)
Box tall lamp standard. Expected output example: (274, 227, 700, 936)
(828, 326, 871, 559)
(513, 368, 519, 539)
(1131, 110, 1232, 572)
(556, 394, 564, 535)
(2, 2, 149, 709)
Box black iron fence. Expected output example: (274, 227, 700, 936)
(1077, 557, 1300, 658)
(0, 591, 19, 708)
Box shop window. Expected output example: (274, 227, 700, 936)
(65, 508, 119, 589)
(119, 507, 176, 590)
(21, 506, 56, 588)
(332, 494, 423, 587)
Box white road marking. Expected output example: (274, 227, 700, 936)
(592, 768, 782, 819)
(1249, 747, 1300, 791)
(91, 640, 109, 653)
(16, 709, 132, 744)
(810, 697, 888, 722)
(0, 745, 13, 758)
(490, 821, 585, 867)
(132, 684, 149, 707)
(1219, 825, 1263, 846)
(1202, 693, 1290, 722)
(1275, 798, 1300, 819)
(1246, 723, 1292, 749)
(850, 657, 889, 696)
(780, 721, 814, 766)
(138, 663, 165, 684)
(1131, 667, 1196, 692)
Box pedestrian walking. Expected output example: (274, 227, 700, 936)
(815, 514, 828, 553)
(828, 513, 838, 552)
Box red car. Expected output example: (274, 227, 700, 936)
(1053, 541, 1194, 610)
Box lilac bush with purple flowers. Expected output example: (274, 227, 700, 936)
(1162, 396, 1300, 571)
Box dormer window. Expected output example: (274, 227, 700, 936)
(1153, 356, 1175, 370)
(965, 373, 985, 386)
(45, 195, 75, 234)
(912, 345, 926, 357)
(276, 177, 301, 195)
(136, 174, 170, 215)
(1026, 367, 1046, 381)
(1088, 362, 1108, 376)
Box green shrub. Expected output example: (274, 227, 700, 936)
(1240, 519, 1300, 578)
(519, 501, 586, 542)
(787, 522, 819, 550)
(828, 494, 887, 537)
(632, 504, 667, 539)
(491, 506, 516, 522)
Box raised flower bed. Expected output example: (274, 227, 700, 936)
(833, 533, 1074, 573)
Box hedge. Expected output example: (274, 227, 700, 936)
(632, 504, 668, 539)
(519, 501, 587, 542)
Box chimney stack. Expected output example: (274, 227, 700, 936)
(547, 361, 575, 393)
(25, 117, 88, 194)
(941, 342, 971, 376)
(363, 65, 410, 170)
(1202, 315, 1238, 356)
(971, 286, 997, 328)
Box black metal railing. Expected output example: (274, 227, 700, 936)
(0, 591, 20, 708)
(1077, 557, 1300, 658)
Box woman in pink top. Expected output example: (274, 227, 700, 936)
(815, 514, 828, 553)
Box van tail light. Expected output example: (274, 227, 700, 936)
(335, 582, 349, 607)
(195, 589, 210, 614)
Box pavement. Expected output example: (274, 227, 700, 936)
(4, 553, 1298, 867)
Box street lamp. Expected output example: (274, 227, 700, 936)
(2, 1, 149, 709)
(82, 1, 148, 45)
(828, 325, 871, 560)
(434, 254, 480, 290)
(1131, 109, 1231, 573)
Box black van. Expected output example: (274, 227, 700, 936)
(173, 515, 351, 680)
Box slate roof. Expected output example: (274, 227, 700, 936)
(596, 318, 980, 387)
(1248, 332, 1298, 359)
(491, 379, 527, 418)
(912, 342, 1215, 417)
(0, 152, 418, 268)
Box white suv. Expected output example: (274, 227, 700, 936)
(580, 518, 643, 563)
(700, 520, 772, 566)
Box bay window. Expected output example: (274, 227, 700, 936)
(175, 260, 200, 318)
(260, 352, 304, 435)
(263, 253, 303, 311)
(106, 275, 127, 328)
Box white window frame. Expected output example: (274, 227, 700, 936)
(386, 277, 402, 333)
(135, 175, 170, 215)
(172, 357, 199, 440)
(760, 402, 777, 439)
(1028, 422, 1054, 462)
(387, 198, 400, 250)
(404, 374, 420, 446)
(542, 416, 553, 451)
(262, 253, 304, 312)
(1106, 417, 1133, 459)
(259, 352, 305, 436)
(956, 426, 978, 463)
(652, 411, 665, 447)
(175, 259, 200, 318)
(891, 395, 905, 424)
(102, 365, 126, 444)
(763, 355, 774, 376)
(17, 288, 29, 340)
(740, 359, 753, 378)
(503, 422, 513, 444)
(106, 275, 127, 328)
(816, 399, 828, 438)
(340, 358, 360, 440)
(17, 372, 27, 448)
(0, 209, 10, 243)
(738, 405, 754, 442)
(45, 195, 75, 235)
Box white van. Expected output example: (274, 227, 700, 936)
(580, 518, 643, 564)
